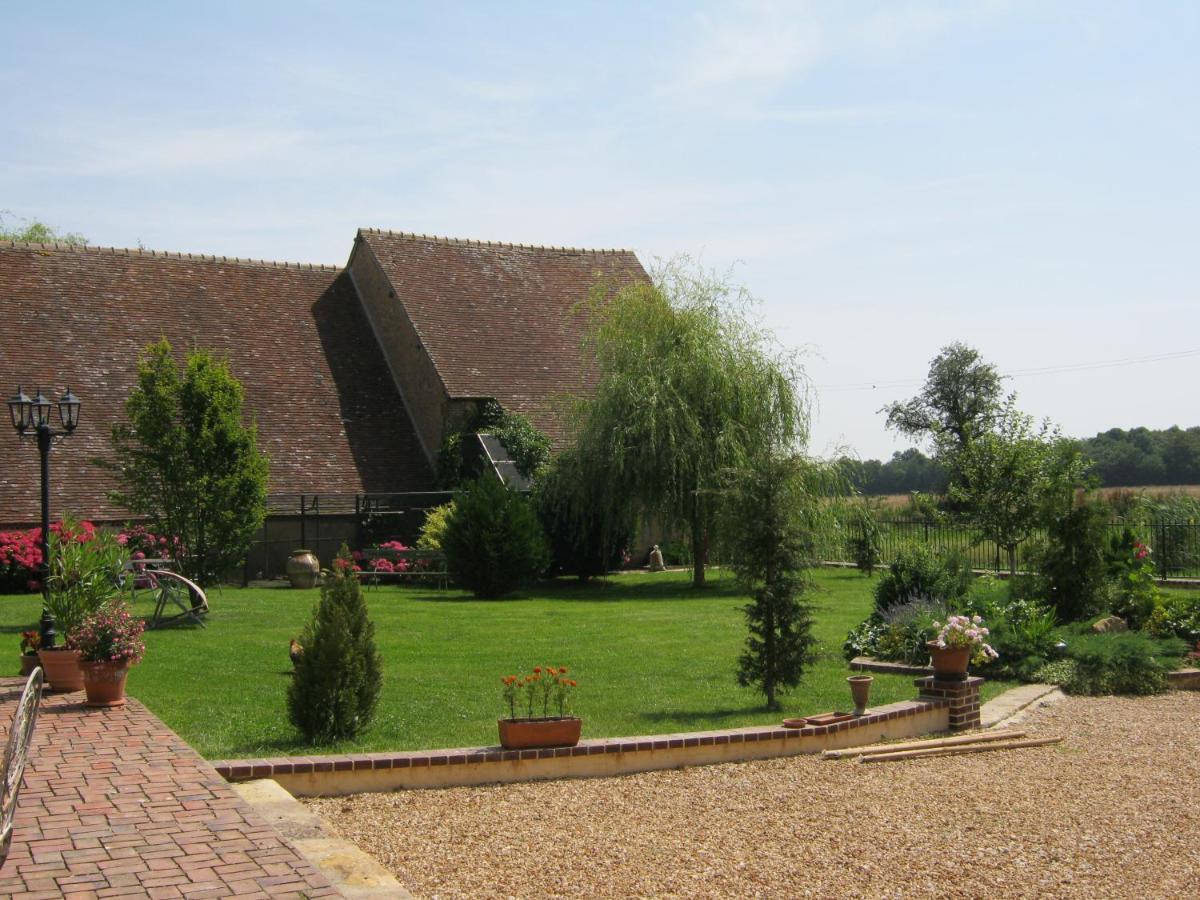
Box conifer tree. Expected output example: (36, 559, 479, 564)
(287, 545, 382, 743)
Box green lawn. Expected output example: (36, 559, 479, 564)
(0, 568, 1014, 759)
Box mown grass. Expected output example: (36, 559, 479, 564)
(0, 569, 1014, 759)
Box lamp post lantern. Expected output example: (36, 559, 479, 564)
(7, 384, 82, 649)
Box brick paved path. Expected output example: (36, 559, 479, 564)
(0, 679, 339, 899)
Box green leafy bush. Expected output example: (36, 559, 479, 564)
(1144, 594, 1200, 643)
(842, 615, 887, 661)
(873, 547, 972, 613)
(1036, 500, 1110, 623)
(961, 577, 1061, 681)
(1106, 529, 1158, 629)
(287, 546, 382, 743)
(442, 476, 549, 598)
(1057, 632, 1186, 696)
(875, 597, 949, 665)
(415, 502, 455, 551)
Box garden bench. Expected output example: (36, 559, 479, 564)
(0, 667, 44, 868)
(359, 547, 450, 590)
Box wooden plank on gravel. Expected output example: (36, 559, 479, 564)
(822, 729, 1028, 760)
(859, 736, 1063, 763)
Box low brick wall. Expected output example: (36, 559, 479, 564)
(1167, 668, 1200, 690)
(214, 697, 955, 797)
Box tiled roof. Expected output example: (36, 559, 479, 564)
(0, 241, 433, 524)
(357, 229, 649, 444)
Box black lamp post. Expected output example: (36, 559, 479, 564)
(7, 385, 81, 650)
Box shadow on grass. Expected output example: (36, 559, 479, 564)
(405, 575, 744, 605)
(637, 704, 767, 724)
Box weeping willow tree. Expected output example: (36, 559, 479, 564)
(573, 260, 809, 587)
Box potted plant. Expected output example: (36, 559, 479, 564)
(67, 598, 146, 708)
(498, 666, 581, 749)
(38, 518, 129, 692)
(19, 630, 40, 677)
(927, 615, 998, 681)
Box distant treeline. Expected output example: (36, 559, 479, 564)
(839, 425, 1200, 494)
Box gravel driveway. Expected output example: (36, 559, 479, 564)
(308, 692, 1200, 898)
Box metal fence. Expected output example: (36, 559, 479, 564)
(245, 491, 454, 580)
(820, 518, 1200, 580)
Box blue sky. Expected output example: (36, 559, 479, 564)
(3, 1, 1197, 459)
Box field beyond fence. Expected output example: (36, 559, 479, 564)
(819, 519, 1200, 580)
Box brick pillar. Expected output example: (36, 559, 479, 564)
(914, 675, 983, 731)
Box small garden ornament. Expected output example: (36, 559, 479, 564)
(648, 545, 665, 572)
(68, 599, 146, 708)
(927, 615, 998, 681)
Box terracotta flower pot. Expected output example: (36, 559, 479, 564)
(81, 660, 133, 708)
(927, 641, 971, 681)
(38, 647, 85, 692)
(19, 654, 39, 678)
(847, 674, 873, 716)
(286, 550, 321, 589)
(498, 717, 582, 749)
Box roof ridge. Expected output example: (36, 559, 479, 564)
(357, 227, 633, 256)
(0, 239, 343, 272)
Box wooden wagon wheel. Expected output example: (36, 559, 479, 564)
(148, 570, 209, 629)
(0, 667, 45, 867)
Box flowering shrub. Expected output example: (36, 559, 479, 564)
(19, 630, 40, 657)
(1, 519, 99, 593)
(117, 524, 181, 558)
(368, 540, 411, 574)
(67, 599, 146, 664)
(932, 614, 999, 664)
(501, 665, 577, 719)
(1108, 532, 1158, 629)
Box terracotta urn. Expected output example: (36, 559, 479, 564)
(847, 674, 873, 716)
(927, 641, 971, 681)
(19, 654, 39, 678)
(286, 549, 321, 589)
(38, 647, 85, 692)
(498, 717, 582, 750)
(81, 660, 133, 708)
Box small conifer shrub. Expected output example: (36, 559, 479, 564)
(287, 545, 382, 743)
(442, 476, 549, 598)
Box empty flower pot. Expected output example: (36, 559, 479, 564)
(847, 674, 873, 716)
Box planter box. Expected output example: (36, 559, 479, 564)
(498, 717, 582, 749)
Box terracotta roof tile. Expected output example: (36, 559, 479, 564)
(0, 241, 433, 524)
(358, 229, 648, 444)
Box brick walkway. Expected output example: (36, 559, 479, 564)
(0, 679, 339, 899)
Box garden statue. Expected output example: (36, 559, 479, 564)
(648, 545, 665, 572)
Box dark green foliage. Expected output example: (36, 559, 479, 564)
(1144, 594, 1200, 642)
(532, 449, 633, 580)
(437, 399, 551, 488)
(1057, 632, 1187, 696)
(1036, 500, 1111, 623)
(443, 476, 550, 598)
(847, 503, 882, 577)
(105, 339, 269, 585)
(842, 614, 887, 661)
(722, 453, 834, 710)
(288, 548, 382, 743)
(1105, 528, 1158, 628)
(835, 448, 947, 496)
(873, 546, 973, 613)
